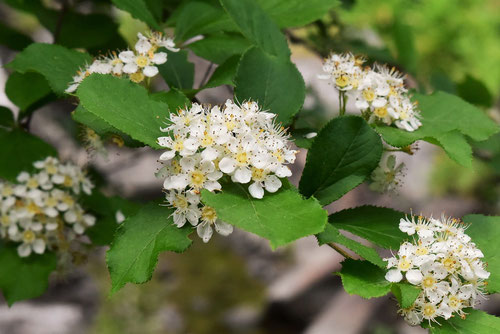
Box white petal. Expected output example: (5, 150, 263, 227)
(264, 175, 282, 193)
(275, 165, 292, 178)
(215, 221, 233, 236)
(201, 147, 219, 161)
(219, 157, 236, 174)
(163, 175, 189, 190)
(119, 50, 135, 63)
(17, 244, 31, 257)
(159, 150, 176, 161)
(204, 180, 221, 192)
(135, 39, 152, 54)
(152, 52, 167, 64)
(123, 63, 138, 74)
(406, 269, 423, 285)
(64, 211, 77, 223)
(234, 167, 251, 184)
(197, 222, 213, 243)
(173, 212, 187, 227)
(248, 182, 264, 199)
(33, 239, 46, 254)
(385, 269, 403, 283)
(157, 136, 173, 147)
(143, 66, 159, 77)
(183, 138, 199, 151)
(74, 223, 85, 234)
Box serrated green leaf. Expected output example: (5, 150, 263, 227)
(188, 33, 251, 64)
(5, 72, 52, 112)
(150, 89, 191, 112)
(0, 128, 57, 182)
(428, 130, 472, 167)
(106, 202, 193, 293)
(0, 21, 32, 51)
(375, 91, 499, 166)
(76, 74, 169, 149)
(6, 43, 91, 95)
(111, 0, 161, 30)
(204, 55, 240, 88)
(174, 1, 237, 41)
(391, 282, 421, 309)
(220, 0, 290, 59)
(83, 191, 141, 246)
(0, 243, 57, 306)
(0, 107, 15, 128)
(158, 49, 195, 90)
(462, 214, 500, 294)
(257, 0, 339, 28)
(316, 224, 385, 267)
(235, 47, 305, 125)
(428, 309, 500, 334)
(329, 206, 407, 250)
(201, 182, 327, 249)
(338, 259, 391, 299)
(299, 116, 383, 205)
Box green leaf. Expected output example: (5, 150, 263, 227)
(150, 89, 191, 112)
(5, 72, 53, 113)
(234, 47, 305, 125)
(429, 309, 500, 334)
(375, 91, 499, 166)
(0, 21, 32, 51)
(204, 55, 240, 88)
(174, 1, 237, 41)
(83, 191, 141, 246)
(391, 282, 421, 309)
(106, 202, 193, 293)
(0, 107, 15, 128)
(188, 33, 251, 64)
(111, 0, 161, 30)
(457, 75, 493, 108)
(462, 214, 500, 294)
(76, 74, 169, 149)
(316, 223, 385, 267)
(338, 259, 391, 299)
(0, 128, 57, 182)
(257, 0, 339, 28)
(201, 182, 327, 249)
(6, 43, 91, 95)
(329, 206, 407, 250)
(220, 0, 290, 59)
(428, 130, 473, 167)
(158, 49, 195, 90)
(0, 244, 57, 306)
(299, 116, 383, 205)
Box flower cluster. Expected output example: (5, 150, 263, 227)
(157, 100, 296, 242)
(319, 53, 422, 132)
(384, 215, 490, 325)
(66, 31, 179, 93)
(0, 157, 95, 257)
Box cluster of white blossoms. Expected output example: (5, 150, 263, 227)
(66, 31, 179, 93)
(0, 157, 95, 257)
(319, 53, 422, 132)
(384, 215, 490, 326)
(369, 154, 405, 193)
(157, 100, 296, 243)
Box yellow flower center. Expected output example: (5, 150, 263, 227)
(190, 170, 206, 188)
(398, 257, 411, 271)
(63, 195, 75, 207)
(46, 196, 58, 207)
(335, 75, 350, 88)
(225, 120, 236, 131)
(173, 140, 184, 152)
(27, 178, 39, 189)
(442, 257, 457, 272)
(63, 175, 73, 187)
(423, 304, 436, 317)
(46, 164, 58, 175)
(251, 167, 266, 181)
(135, 55, 149, 67)
(130, 71, 145, 83)
(27, 202, 42, 214)
(235, 152, 248, 165)
(273, 150, 284, 163)
(399, 110, 408, 120)
(362, 89, 375, 102)
(201, 206, 217, 224)
(374, 107, 388, 118)
(23, 230, 36, 243)
(415, 246, 429, 256)
(422, 276, 436, 288)
(1, 215, 10, 226)
(171, 160, 182, 174)
(173, 195, 188, 209)
(389, 86, 397, 96)
(201, 133, 214, 147)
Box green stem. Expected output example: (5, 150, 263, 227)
(327, 242, 355, 260)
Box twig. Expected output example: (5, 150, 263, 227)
(53, 0, 69, 43)
(327, 242, 355, 260)
(199, 62, 214, 89)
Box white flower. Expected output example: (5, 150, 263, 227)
(166, 190, 201, 227)
(385, 214, 490, 326)
(196, 206, 233, 243)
